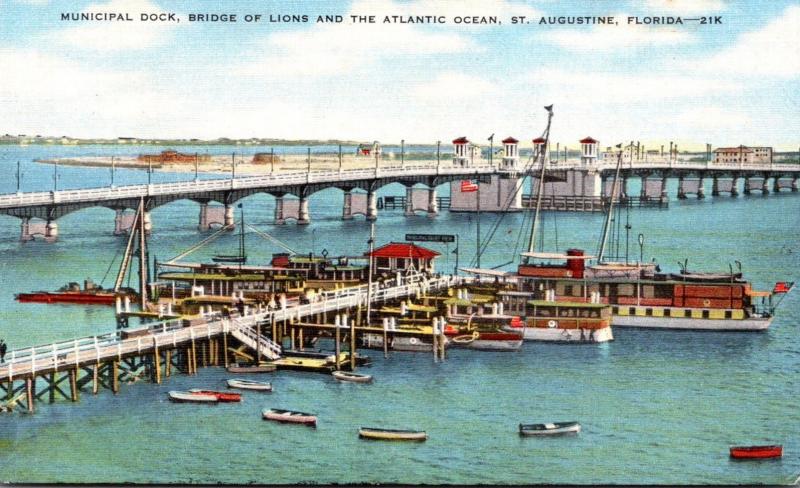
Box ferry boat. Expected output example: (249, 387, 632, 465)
(514, 251, 791, 331)
(15, 279, 135, 306)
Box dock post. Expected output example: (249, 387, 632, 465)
(26, 377, 34, 413)
(48, 372, 56, 403)
(334, 315, 342, 371)
(112, 361, 119, 394)
(298, 328, 304, 351)
(290, 328, 296, 351)
(92, 363, 99, 394)
(191, 340, 197, 374)
(201, 340, 207, 368)
(165, 350, 172, 377)
(432, 319, 438, 362)
(153, 345, 161, 384)
(351, 307, 358, 371)
(383, 318, 389, 359)
(223, 331, 229, 367)
(69, 367, 78, 402)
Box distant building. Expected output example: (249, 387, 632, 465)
(137, 150, 211, 163)
(713, 145, 772, 164)
(356, 141, 381, 157)
(366, 242, 440, 275)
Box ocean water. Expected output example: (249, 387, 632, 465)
(0, 145, 798, 484)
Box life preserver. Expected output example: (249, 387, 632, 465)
(409, 337, 418, 345)
(547, 320, 557, 328)
(703, 299, 710, 307)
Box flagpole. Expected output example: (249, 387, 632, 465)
(476, 170, 481, 269)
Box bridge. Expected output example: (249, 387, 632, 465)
(0, 272, 460, 412)
(0, 153, 797, 241)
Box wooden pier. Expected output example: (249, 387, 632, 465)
(0, 273, 458, 413)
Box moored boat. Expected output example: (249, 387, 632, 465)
(226, 379, 272, 391)
(358, 427, 427, 442)
(226, 363, 277, 373)
(168, 390, 219, 404)
(468, 331, 523, 351)
(519, 421, 581, 436)
(187, 389, 242, 402)
(262, 408, 317, 426)
(729, 445, 782, 459)
(332, 371, 373, 383)
(15, 279, 136, 306)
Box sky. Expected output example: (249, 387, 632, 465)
(0, 0, 798, 149)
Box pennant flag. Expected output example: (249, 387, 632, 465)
(452, 247, 458, 254)
(460, 180, 478, 192)
(773, 282, 793, 294)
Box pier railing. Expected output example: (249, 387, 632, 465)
(0, 272, 461, 380)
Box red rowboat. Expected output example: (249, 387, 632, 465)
(188, 389, 242, 402)
(729, 445, 782, 459)
(15, 290, 119, 305)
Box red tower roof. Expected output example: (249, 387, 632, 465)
(452, 136, 469, 144)
(580, 136, 598, 144)
(502, 137, 518, 144)
(532, 137, 546, 144)
(366, 242, 440, 259)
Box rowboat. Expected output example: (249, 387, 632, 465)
(262, 408, 317, 426)
(188, 389, 242, 402)
(519, 421, 581, 436)
(226, 379, 272, 391)
(332, 371, 373, 383)
(729, 445, 782, 459)
(226, 363, 277, 373)
(358, 427, 427, 442)
(167, 390, 218, 404)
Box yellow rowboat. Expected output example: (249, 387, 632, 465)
(358, 427, 427, 441)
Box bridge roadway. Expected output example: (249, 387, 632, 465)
(0, 272, 459, 386)
(0, 158, 797, 238)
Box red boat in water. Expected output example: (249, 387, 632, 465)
(188, 389, 242, 403)
(15, 279, 135, 306)
(729, 445, 782, 459)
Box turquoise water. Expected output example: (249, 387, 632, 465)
(0, 145, 798, 484)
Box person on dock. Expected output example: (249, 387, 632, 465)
(0, 340, 6, 363)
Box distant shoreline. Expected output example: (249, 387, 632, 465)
(1, 137, 367, 147)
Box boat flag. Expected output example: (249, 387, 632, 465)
(460, 180, 478, 192)
(773, 282, 793, 293)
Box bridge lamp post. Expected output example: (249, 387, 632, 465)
(53, 159, 58, 191)
(110, 157, 116, 188)
(271, 147, 275, 174)
(16, 161, 22, 194)
(436, 141, 441, 170)
(401, 139, 405, 168)
(194, 154, 199, 182)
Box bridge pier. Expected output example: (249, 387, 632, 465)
(428, 188, 438, 216)
(731, 175, 740, 197)
(793, 177, 798, 192)
(711, 176, 719, 197)
(297, 197, 310, 225)
(697, 175, 706, 199)
(404, 187, 415, 216)
(762, 177, 770, 195)
(45, 220, 58, 242)
(660, 175, 668, 203)
(224, 204, 235, 228)
(274, 196, 286, 225)
(620, 176, 629, 202)
(743, 177, 751, 195)
(773, 177, 781, 193)
(20, 217, 32, 242)
(367, 189, 378, 221)
(342, 190, 353, 220)
(677, 175, 687, 199)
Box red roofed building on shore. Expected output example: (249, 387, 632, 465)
(366, 242, 440, 275)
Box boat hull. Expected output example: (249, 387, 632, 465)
(188, 389, 242, 402)
(359, 428, 427, 441)
(15, 292, 119, 305)
(332, 371, 373, 383)
(227, 379, 272, 391)
(519, 422, 581, 436)
(168, 391, 218, 404)
(226, 364, 277, 373)
(262, 409, 317, 426)
(730, 445, 782, 459)
(612, 314, 771, 331)
(505, 325, 613, 343)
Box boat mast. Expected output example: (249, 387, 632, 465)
(526, 105, 554, 257)
(137, 197, 148, 309)
(239, 204, 245, 269)
(598, 146, 623, 263)
(366, 221, 375, 324)
(114, 202, 142, 292)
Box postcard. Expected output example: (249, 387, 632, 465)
(0, 0, 798, 485)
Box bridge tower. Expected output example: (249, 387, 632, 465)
(501, 137, 519, 170)
(532, 137, 546, 161)
(580, 136, 599, 167)
(452, 136, 470, 167)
